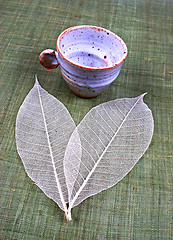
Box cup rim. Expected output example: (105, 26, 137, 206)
(56, 25, 128, 70)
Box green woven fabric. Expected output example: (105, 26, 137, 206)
(0, 0, 172, 239)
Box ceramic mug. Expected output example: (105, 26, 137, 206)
(39, 25, 127, 98)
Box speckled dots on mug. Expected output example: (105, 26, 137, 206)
(39, 25, 127, 98)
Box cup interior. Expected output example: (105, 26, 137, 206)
(57, 26, 127, 69)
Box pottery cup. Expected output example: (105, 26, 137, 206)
(39, 25, 127, 98)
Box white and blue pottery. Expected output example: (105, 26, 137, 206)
(39, 25, 127, 98)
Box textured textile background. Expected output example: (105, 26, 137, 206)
(0, 0, 172, 239)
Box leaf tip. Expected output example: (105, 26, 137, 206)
(142, 92, 147, 97)
(140, 92, 147, 101)
(35, 75, 40, 86)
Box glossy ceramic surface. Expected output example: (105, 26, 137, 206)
(39, 25, 127, 98)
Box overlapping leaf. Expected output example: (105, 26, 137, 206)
(16, 77, 76, 214)
(64, 94, 154, 218)
(16, 79, 154, 221)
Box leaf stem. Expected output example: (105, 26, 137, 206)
(65, 209, 72, 221)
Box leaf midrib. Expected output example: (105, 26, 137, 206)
(36, 81, 67, 213)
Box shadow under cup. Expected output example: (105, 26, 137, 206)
(40, 26, 128, 98)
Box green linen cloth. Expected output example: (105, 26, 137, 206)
(0, 0, 172, 239)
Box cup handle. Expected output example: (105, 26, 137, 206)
(39, 49, 59, 69)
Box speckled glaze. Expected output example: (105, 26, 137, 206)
(39, 25, 127, 98)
